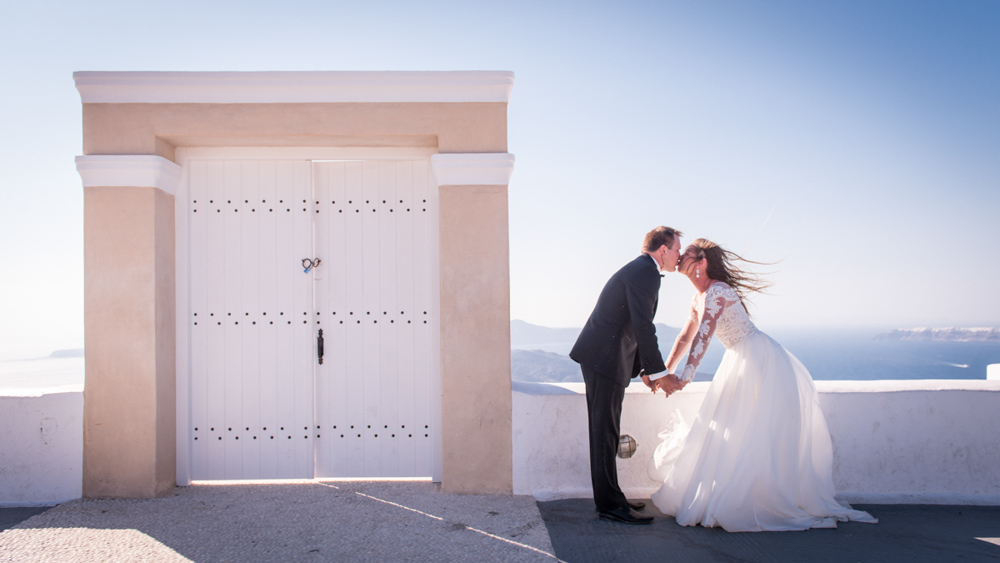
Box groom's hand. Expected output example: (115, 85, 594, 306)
(640, 373, 655, 392)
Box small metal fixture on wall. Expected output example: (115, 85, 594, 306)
(618, 434, 637, 459)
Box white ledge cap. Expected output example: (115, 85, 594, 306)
(76, 155, 183, 195)
(431, 153, 515, 186)
(74, 71, 514, 104)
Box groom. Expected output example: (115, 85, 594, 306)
(570, 226, 685, 524)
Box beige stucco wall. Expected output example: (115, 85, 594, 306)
(82, 103, 508, 159)
(82, 98, 512, 495)
(438, 185, 513, 493)
(83, 186, 176, 497)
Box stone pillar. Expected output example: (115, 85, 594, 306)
(76, 155, 180, 497)
(432, 153, 515, 493)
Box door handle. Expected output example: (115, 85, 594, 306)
(317, 329, 324, 365)
(302, 258, 322, 273)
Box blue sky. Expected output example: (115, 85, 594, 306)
(1, 0, 997, 359)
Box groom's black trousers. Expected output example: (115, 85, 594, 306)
(581, 365, 628, 513)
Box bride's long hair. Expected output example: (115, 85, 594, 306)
(691, 238, 773, 315)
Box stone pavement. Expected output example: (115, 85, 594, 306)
(0, 482, 555, 562)
(3, 486, 1000, 562)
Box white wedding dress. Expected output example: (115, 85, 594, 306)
(649, 282, 877, 532)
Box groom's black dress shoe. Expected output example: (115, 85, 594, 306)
(594, 501, 646, 512)
(598, 506, 653, 525)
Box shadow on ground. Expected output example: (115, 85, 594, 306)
(1, 507, 52, 532)
(537, 498, 1000, 563)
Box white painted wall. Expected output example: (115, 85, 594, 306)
(513, 380, 1000, 505)
(4, 379, 999, 506)
(0, 390, 83, 506)
(988, 364, 1000, 380)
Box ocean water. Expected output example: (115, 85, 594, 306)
(511, 326, 1000, 382)
(688, 327, 1000, 381)
(0, 356, 84, 394)
(3, 328, 998, 392)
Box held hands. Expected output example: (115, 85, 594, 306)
(652, 374, 688, 398)
(640, 371, 687, 397)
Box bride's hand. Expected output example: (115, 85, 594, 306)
(657, 374, 686, 397)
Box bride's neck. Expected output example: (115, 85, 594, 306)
(691, 275, 715, 294)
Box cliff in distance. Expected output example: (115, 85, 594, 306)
(874, 328, 1000, 342)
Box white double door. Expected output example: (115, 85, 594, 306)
(187, 157, 437, 480)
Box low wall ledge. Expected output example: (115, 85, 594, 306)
(0, 386, 84, 398)
(512, 379, 1000, 396)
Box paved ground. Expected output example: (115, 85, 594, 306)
(0, 482, 555, 562)
(3, 487, 1000, 562)
(538, 499, 1000, 563)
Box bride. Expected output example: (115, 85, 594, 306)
(644, 238, 877, 532)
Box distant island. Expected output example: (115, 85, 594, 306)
(874, 328, 1000, 343)
(510, 320, 716, 384)
(48, 349, 85, 358)
(511, 349, 582, 383)
(511, 319, 681, 351)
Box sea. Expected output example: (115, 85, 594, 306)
(743, 327, 1000, 381)
(511, 326, 1000, 383)
(0, 355, 85, 394)
(2, 327, 999, 392)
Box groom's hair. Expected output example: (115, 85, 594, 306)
(642, 226, 683, 253)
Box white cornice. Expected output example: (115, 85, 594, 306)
(74, 71, 515, 104)
(431, 153, 515, 186)
(76, 155, 183, 196)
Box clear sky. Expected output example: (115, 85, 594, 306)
(1, 0, 997, 359)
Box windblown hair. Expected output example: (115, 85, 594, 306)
(690, 238, 773, 314)
(642, 226, 683, 253)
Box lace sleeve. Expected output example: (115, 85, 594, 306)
(664, 302, 699, 375)
(679, 285, 730, 382)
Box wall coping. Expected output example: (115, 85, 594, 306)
(75, 151, 517, 192)
(431, 153, 515, 186)
(512, 379, 1000, 396)
(75, 155, 183, 195)
(74, 71, 515, 104)
(0, 386, 84, 398)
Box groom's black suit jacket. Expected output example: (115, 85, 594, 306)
(570, 254, 667, 386)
